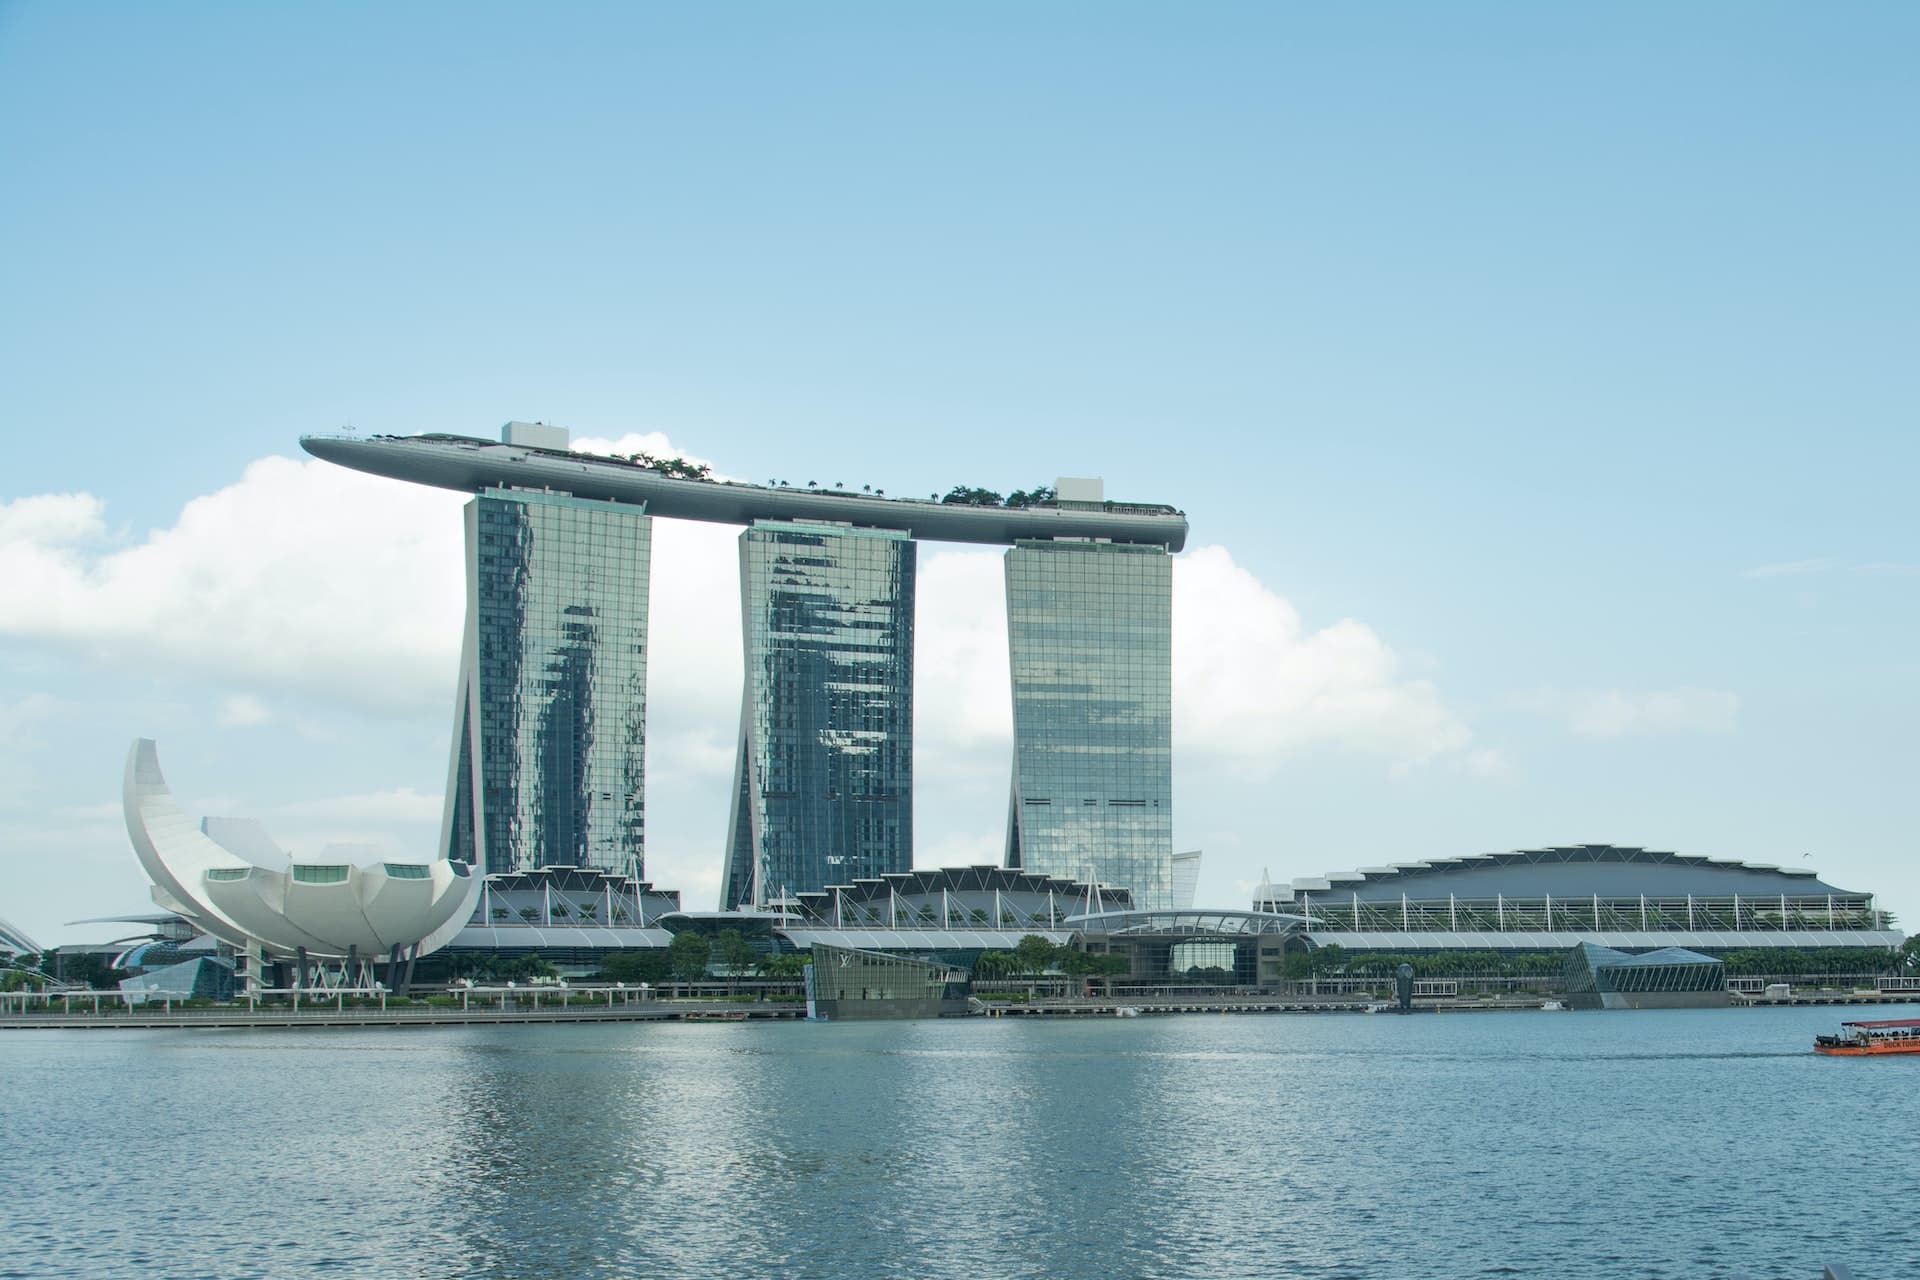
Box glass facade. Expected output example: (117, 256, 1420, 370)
(447, 488, 651, 878)
(1004, 540, 1173, 909)
(723, 521, 914, 908)
(1563, 943, 1728, 1009)
(804, 943, 970, 1018)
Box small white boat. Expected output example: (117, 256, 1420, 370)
(1539, 999, 1567, 1012)
(1113, 1006, 1142, 1018)
(1362, 1001, 1393, 1013)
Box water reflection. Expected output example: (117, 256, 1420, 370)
(4, 1008, 1918, 1279)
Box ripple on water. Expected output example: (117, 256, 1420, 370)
(1, 1007, 1916, 1279)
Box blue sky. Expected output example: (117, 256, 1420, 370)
(1, 3, 1914, 946)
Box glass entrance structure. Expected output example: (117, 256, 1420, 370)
(1004, 540, 1173, 909)
(1563, 942, 1729, 1010)
(723, 522, 915, 907)
(443, 488, 652, 877)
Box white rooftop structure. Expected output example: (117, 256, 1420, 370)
(123, 739, 481, 963)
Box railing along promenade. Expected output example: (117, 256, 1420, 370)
(0, 984, 805, 1030)
(8, 980, 1912, 1030)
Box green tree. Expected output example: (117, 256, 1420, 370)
(715, 929, 757, 989)
(1309, 943, 1346, 977)
(60, 952, 129, 990)
(505, 953, 556, 981)
(1090, 952, 1129, 994)
(601, 950, 672, 984)
(1012, 934, 1059, 975)
(1004, 485, 1056, 509)
(940, 484, 1005, 507)
(972, 950, 1016, 979)
(670, 930, 712, 982)
(763, 953, 810, 980)
(1057, 949, 1098, 977)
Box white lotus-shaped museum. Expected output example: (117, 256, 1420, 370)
(123, 739, 481, 961)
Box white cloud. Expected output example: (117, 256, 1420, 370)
(0, 492, 107, 545)
(645, 846, 723, 907)
(217, 694, 272, 727)
(1516, 686, 1740, 738)
(1, 458, 1487, 777)
(1465, 747, 1512, 779)
(0, 692, 61, 742)
(0, 693, 63, 809)
(1739, 558, 1920, 580)
(259, 787, 443, 823)
(0, 433, 732, 719)
(911, 543, 1479, 779)
(1172, 546, 1474, 773)
(0, 459, 467, 713)
(914, 549, 1014, 758)
(1739, 558, 1834, 579)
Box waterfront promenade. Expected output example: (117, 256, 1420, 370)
(0, 1001, 800, 1030)
(5, 984, 1909, 1030)
(0, 984, 803, 1029)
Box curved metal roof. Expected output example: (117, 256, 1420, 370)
(1067, 909, 1308, 938)
(300, 434, 1188, 550)
(1263, 845, 1864, 903)
(0, 914, 42, 958)
(450, 924, 676, 950)
(778, 926, 1076, 950)
(790, 865, 1132, 919)
(1307, 929, 1905, 951)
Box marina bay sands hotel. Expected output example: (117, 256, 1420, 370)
(303, 423, 1187, 910)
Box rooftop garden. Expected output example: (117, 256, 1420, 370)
(624, 450, 712, 481)
(936, 484, 1056, 508)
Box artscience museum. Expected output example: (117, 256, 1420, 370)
(123, 738, 481, 990)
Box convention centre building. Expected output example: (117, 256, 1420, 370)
(1252, 844, 1900, 958)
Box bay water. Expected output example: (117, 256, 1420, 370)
(4, 1005, 1915, 1279)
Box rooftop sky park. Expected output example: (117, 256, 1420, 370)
(302, 423, 1185, 912)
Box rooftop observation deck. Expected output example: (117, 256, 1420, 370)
(299, 433, 1188, 550)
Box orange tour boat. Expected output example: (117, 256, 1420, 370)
(1813, 1017, 1920, 1056)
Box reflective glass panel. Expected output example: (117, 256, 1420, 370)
(1004, 540, 1173, 909)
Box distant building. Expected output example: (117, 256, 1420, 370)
(723, 522, 915, 908)
(779, 865, 1128, 957)
(445, 866, 679, 969)
(1255, 844, 1902, 955)
(1069, 909, 1305, 987)
(1171, 850, 1203, 911)
(0, 915, 40, 963)
(1005, 534, 1174, 909)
